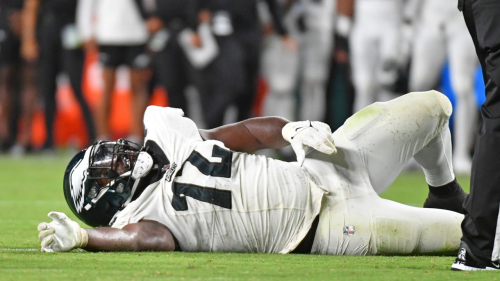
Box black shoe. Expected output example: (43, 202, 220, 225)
(451, 246, 500, 271)
(423, 179, 468, 214)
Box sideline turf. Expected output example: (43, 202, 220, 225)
(0, 155, 497, 280)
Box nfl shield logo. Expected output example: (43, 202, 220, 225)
(344, 225, 356, 236)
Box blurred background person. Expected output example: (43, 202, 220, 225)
(325, 0, 355, 131)
(22, 0, 96, 152)
(297, 0, 335, 121)
(350, 0, 405, 113)
(145, 0, 198, 115)
(260, 0, 297, 122)
(196, 0, 291, 128)
(261, 0, 334, 122)
(409, 0, 479, 174)
(0, 0, 37, 155)
(77, 0, 149, 143)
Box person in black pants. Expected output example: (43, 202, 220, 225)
(145, 0, 198, 114)
(23, 0, 96, 151)
(0, 0, 37, 155)
(451, 0, 500, 271)
(197, 0, 292, 128)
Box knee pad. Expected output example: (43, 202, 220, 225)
(420, 90, 453, 118)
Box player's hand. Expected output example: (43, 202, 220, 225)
(282, 121, 337, 166)
(37, 211, 88, 253)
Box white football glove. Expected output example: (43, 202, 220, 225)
(282, 121, 337, 166)
(37, 211, 88, 253)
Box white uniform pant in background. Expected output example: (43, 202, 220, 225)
(304, 91, 463, 255)
(350, 0, 403, 113)
(261, 35, 299, 121)
(409, 0, 479, 174)
(262, 0, 335, 121)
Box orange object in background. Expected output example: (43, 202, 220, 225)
(31, 51, 168, 150)
(30, 51, 267, 150)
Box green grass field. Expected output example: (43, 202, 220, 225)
(0, 154, 498, 280)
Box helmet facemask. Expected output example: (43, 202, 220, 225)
(88, 140, 139, 186)
(84, 139, 142, 212)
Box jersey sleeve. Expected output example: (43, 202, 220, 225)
(143, 106, 202, 141)
(143, 106, 203, 162)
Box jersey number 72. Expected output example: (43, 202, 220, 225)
(171, 145, 232, 211)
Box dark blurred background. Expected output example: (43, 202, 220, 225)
(0, 0, 483, 174)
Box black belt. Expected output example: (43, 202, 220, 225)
(291, 215, 320, 254)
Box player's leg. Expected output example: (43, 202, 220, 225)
(155, 40, 189, 113)
(447, 19, 479, 174)
(0, 29, 22, 151)
(96, 45, 120, 140)
(199, 36, 245, 128)
(312, 193, 463, 256)
(304, 90, 459, 211)
(18, 63, 37, 150)
(299, 0, 334, 122)
(38, 20, 61, 150)
(349, 91, 454, 193)
(350, 22, 378, 113)
(261, 34, 299, 121)
(63, 47, 96, 145)
(300, 26, 332, 121)
(235, 32, 261, 122)
(376, 20, 399, 101)
(128, 45, 150, 143)
(408, 20, 446, 92)
(0, 64, 20, 151)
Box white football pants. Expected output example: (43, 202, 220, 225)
(304, 91, 463, 255)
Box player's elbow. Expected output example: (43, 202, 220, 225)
(135, 234, 175, 252)
(132, 220, 177, 252)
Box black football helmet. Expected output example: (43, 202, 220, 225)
(63, 139, 152, 227)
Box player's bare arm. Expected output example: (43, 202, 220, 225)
(199, 117, 290, 153)
(38, 212, 176, 252)
(200, 116, 337, 165)
(85, 221, 176, 252)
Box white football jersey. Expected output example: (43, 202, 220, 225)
(112, 106, 326, 253)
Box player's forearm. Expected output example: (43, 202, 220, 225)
(84, 227, 140, 252)
(84, 221, 176, 252)
(200, 117, 290, 153)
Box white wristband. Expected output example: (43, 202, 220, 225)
(76, 228, 89, 249)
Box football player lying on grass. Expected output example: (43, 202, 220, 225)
(38, 90, 467, 256)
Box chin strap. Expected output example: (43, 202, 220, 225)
(132, 152, 154, 179)
(86, 152, 154, 217)
(121, 152, 154, 208)
(122, 177, 141, 208)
